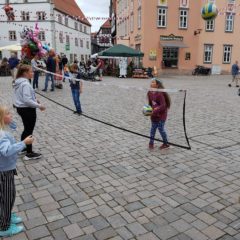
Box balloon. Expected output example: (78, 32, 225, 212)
(3, 4, 15, 21)
(42, 44, 50, 52)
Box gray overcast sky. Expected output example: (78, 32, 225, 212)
(76, 0, 110, 32)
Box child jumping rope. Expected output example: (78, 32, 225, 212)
(0, 105, 34, 237)
(148, 79, 171, 150)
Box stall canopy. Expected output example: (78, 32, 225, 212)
(98, 44, 144, 57)
(0, 44, 21, 51)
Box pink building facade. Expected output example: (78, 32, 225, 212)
(116, 0, 239, 74)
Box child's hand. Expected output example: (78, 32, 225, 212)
(24, 135, 34, 145)
(39, 105, 46, 112)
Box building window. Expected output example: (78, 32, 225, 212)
(80, 39, 83, 47)
(9, 31, 16, 41)
(21, 11, 30, 21)
(38, 31, 45, 41)
(130, 0, 134, 11)
(205, 20, 215, 31)
(86, 41, 89, 49)
(80, 23, 83, 32)
(59, 32, 63, 43)
(65, 16, 68, 26)
(84, 26, 87, 33)
(223, 45, 232, 63)
(81, 55, 84, 61)
(179, 9, 188, 29)
(66, 35, 70, 44)
(157, 7, 167, 27)
(75, 37, 78, 46)
(58, 14, 62, 24)
(37, 12, 46, 20)
(74, 22, 78, 30)
(204, 44, 213, 63)
(130, 14, 134, 32)
(137, 7, 141, 29)
(162, 47, 179, 68)
(225, 14, 234, 32)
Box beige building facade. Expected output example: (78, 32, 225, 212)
(117, 0, 239, 74)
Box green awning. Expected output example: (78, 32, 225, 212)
(98, 44, 144, 57)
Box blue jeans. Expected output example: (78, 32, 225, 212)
(71, 89, 82, 113)
(33, 71, 39, 89)
(44, 73, 54, 91)
(150, 120, 168, 145)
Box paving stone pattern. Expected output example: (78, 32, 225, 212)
(0, 75, 240, 240)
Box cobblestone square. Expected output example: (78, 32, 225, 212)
(0, 74, 240, 240)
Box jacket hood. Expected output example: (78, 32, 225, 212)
(14, 78, 28, 90)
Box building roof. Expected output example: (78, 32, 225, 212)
(101, 19, 111, 29)
(53, 0, 91, 26)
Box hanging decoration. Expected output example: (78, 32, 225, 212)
(2, 4, 15, 21)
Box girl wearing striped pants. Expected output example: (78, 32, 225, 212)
(0, 106, 33, 237)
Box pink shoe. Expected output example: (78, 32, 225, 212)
(149, 144, 154, 150)
(160, 144, 170, 150)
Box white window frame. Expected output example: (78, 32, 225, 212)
(80, 23, 83, 32)
(58, 14, 62, 24)
(65, 16, 68, 26)
(179, 9, 188, 29)
(9, 31, 16, 41)
(204, 44, 213, 63)
(74, 22, 78, 30)
(80, 39, 83, 48)
(75, 37, 78, 46)
(86, 41, 89, 49)
(59, 32, 63, 43)
(66, 35, 70, 44)
(137, 7, 141, 29)
(130, 14, 134, 32)
(205, 20, 215, 31)
(21, 11, 30, 21)
(225, 14, 234, 32)
(223, 45, 232, 63)
(38, 31, 45, 41)
(37, 11, 46, 21)
(157, 7, 167, 28)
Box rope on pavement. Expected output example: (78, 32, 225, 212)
(36, 90, 191, 150)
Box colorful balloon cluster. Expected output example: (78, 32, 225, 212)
(20, 23, 49, 60)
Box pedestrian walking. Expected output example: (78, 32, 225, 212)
(42, 49, 56, 92)
(8, 53, 19, 83)
(229, 61, 239, 87)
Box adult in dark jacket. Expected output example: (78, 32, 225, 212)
(8, 53, 19, 82)
(42, 50, 56, 92)
(229, 61, 239, 87)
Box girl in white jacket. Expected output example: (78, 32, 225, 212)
(0, 105, 33, 237)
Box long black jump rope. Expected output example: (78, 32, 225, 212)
(36, 85, 191, 150)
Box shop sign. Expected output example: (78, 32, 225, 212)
(149, 49, 157, 61)
(134, 34, 142, 41)
(160, 34, 183, 41)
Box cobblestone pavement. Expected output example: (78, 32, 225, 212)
(0, 74, 240, 240)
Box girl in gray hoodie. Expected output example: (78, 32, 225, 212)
(13, 64, 45, 160)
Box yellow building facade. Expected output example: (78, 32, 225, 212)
(117, 0, 239, 74)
